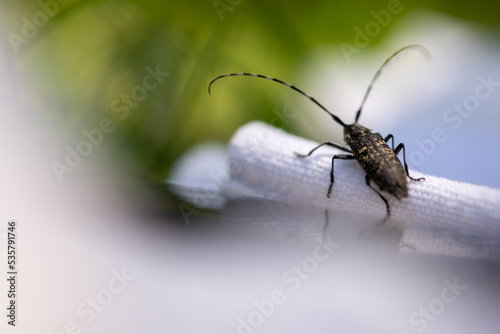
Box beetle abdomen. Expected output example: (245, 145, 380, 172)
(349, 133, 408, 199)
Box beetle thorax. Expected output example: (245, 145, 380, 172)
(344, 123, 372, 144)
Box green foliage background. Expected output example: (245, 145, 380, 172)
(3, 0, 500, 181)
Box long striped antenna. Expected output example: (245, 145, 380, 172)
(209, 73, 346, 127)
(354, 44, 430, 123)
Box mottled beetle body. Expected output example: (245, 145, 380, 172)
(209, 45, 428, 220)
(344, 124, 408, 199)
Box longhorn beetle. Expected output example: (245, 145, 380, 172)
(209, 45, 428, 220)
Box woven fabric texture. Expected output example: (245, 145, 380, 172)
(225, 122, 500, 230)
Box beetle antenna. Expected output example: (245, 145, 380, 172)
(354, 44, 430, 123)
(209, 73, 346, 127)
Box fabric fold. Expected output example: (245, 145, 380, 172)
(225, 121, 500, 229)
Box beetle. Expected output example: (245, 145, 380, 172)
(208, 45, 427, 220)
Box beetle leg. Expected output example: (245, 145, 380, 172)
(328, 154, 356, 197)
(365, 175, 391, 223)
(295, 141, 351, 158)
(322, 209, 329, 243)
(393, 143, 425, 182)
(384, 134, 395, 151)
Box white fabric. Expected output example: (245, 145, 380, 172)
(225, 121, 500, 230)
